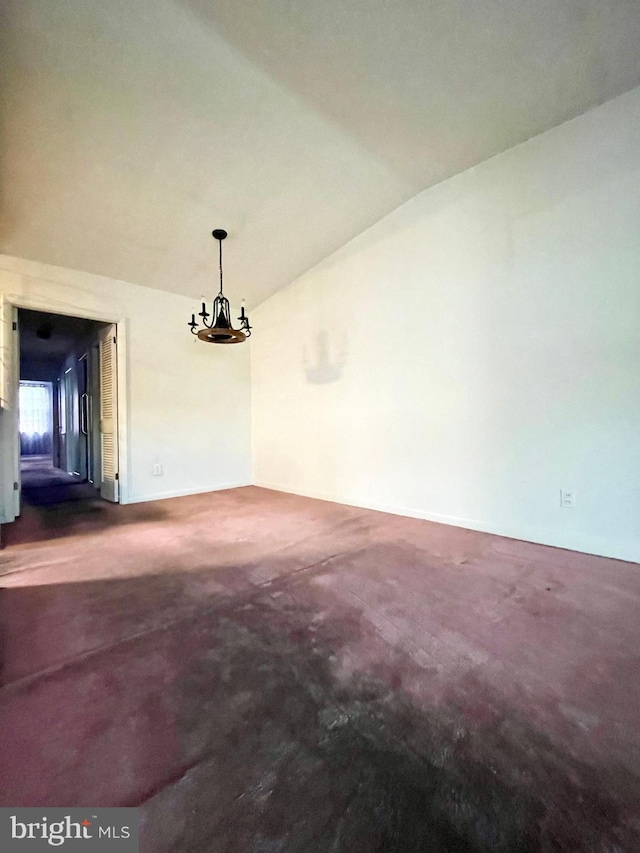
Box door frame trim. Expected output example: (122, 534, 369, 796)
(1, 294, 129, 505)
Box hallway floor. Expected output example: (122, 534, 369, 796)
(0, 486, 639, 852)
(20, 454, 99, 506)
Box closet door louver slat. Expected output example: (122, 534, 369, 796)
(99, 326, 119, 502)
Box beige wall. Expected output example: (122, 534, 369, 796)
(251, 86, 640, 563)
(0, 256, 251, 512)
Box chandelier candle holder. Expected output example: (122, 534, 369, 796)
(188, 229, 252, 344)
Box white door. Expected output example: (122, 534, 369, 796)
(0, 302, 20, 522)
(98, 324, 119, 502)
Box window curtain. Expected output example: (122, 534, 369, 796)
(20, 381, 53, 455)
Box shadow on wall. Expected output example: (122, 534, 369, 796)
(303, 330, 348, 384)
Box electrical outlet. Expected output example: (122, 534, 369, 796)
(153, 463, 163, 476)
(560, 489, 576, 508)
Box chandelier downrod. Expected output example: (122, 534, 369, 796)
(212, 228, 226, 296)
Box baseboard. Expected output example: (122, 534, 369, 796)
(126, 481, 251, 504)
(252, 480, 639, 564)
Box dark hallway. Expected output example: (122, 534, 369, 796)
(15, 308, 112, 514)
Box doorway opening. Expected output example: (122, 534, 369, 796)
(17, 308, 119, 510)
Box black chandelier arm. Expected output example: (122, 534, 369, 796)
(238, 301, 251, 337)
(196, 301, 215, 328)
(238, 313, 252, 337)
(189, 308, 217, 332)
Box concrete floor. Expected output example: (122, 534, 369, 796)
(1, 486, 639, 852)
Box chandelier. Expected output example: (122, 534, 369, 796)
(188, 229, 252, 344)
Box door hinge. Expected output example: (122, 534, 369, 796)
(115, 472, 119, 481)
(113, 336, 117, 344)
(12, 321, 17, 331)
(13, 481, 18, 490)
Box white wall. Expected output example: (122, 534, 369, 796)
(252, 85, 640, 563)
(0, 256, 251, 508)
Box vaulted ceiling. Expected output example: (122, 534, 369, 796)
(2, 0, 640, 308)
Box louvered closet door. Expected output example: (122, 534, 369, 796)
(98, 325, 119, 502)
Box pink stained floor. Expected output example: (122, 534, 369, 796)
(1, 485, 639, 852)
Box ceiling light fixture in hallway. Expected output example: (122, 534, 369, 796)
(188, 229, 252, 344)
